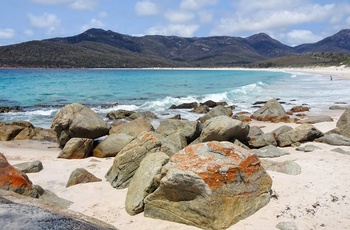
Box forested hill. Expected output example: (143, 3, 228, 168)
(0, 28, 349, 68)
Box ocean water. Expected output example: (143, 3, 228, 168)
(0, 68, 349, 128)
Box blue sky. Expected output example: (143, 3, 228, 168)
(0, 0, 349, 46)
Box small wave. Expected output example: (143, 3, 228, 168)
(141, 95, 199, 110)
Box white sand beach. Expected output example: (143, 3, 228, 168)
(1, 66, 350, 230)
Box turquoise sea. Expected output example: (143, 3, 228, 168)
(0, 68, 349, 128)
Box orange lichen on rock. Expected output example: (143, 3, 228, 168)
(170, 141, 263, 190)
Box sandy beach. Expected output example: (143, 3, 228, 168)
(1, 66, 350, 230)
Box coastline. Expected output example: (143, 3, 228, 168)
(1, 66, 350, 229)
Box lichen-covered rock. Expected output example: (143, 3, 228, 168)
(144, 141, 272, 230)
(106, 131, 178, 189)
(125, 152, 169, 215)
(0, 153, 40, 198)
(51, 103, 110, 148)
(58, 138, 93, 159)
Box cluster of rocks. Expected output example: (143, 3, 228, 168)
(2, 98, 350, 229)
(0, 121, 56, 142)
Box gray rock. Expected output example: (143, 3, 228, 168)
(0, 124, 24, 141)
(66, 168, 102, 187)
(316, 133, 350, 146)
(251, 145, 290, 158)
(144, 141, 272, 230)
(248, 132, 277, 148)
(261, 159, 301, 175)
(198, 105, 233, 123)
(125, 152, 169, 215)
(93, 133, 134, 158)
(272, 125, 293, 138)
(326, 123, 350, 138)
(247, 126, 264, 138)
(337, 108, 350, 127)
(129, 111, 157, 120)
(109, 117, 154, 137)
(296, 115, 333, 124)
(251, 98, 290, 122)
(106, 109, 135, 120)
(276, 221, 298, 230)
(200, 115, 249, 142)
(13, 161, 43, 173)
(51, 103, 110, 148)
(106, 131, 178, 189)
(277, 124, 323, 147)
(296, 144, 322, 152)
(331, 147, 350, 155)
(14, 126, 57, 142)
(58, 137, 93, 159)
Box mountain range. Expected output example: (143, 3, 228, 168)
(0, 28, 349, 68)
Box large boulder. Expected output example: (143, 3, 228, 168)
(144, 141, 272, 230)
(109, 117, 154, 137)
(337, 108, 350, 127)
(93, 133, 135, 158)
(155, 119, 201, 147)
(58, 138, 93, 159)
(277, 124, 323, 147)
(106, 131, 178, 189)
(51, 103, 110, 148)
(125, 152, 169, 215)
(251, 98, 290, 122)
(0, 153, 40, 198)
(198, 105, 233, 123)
(248, 132, 277, 148)
(200, 115, 249, 143)
(0, 124, 24, 141)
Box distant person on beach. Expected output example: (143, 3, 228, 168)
(330, 75, 333, 81)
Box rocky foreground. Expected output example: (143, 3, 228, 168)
(1, 98, 350, 229)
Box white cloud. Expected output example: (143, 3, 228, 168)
(24, 29, 34, 36)
(99, 11, 108, 18)
(147, 24, 199, 37)
(28, 13, 61, 28)
(164, 10, 194, 24)
(0, 28, 15, 39)
(180, 0, 217, 10)
(135, 1, 158, 16)
(31, 0, 97, 10)
(197, 11, 213, 23)
(80, 18, 105, 31)
(211, 3, 335, 36)
(286, 30, 323, 46)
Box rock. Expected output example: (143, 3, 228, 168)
(331, 147, 350, 155)
(276, 221, 298, 230)
(0, 189, 116, 230)
(155, 119, 201, 147)
(198, 105, 233, 123)
(247, 126, 264, 138)
(106, 109, 135, 120)
(106, 131, 178, 189)
(191, 104, 210, 114)
(125, 152, 169, 215)
(0, 153, 40, 198)
(14, 127, 57, 142)
(144, 141, 272, 230)
(58, 138, 93, 159)
(277, 124, 323, 147)
(251, 98, 290, 122)
(289, 106, 310, 113)
(248, 133, 277, 148)
(109, 117, 154, 137)
(337, 108, 350, 127)
(0, 124, 24, 141)
(251, 145, 290, 158)
(66, 168, 102, 187)
(93, 133, 134, 158)
(169, 102, 198, 109)
(296, 115, 333, 124)
(200, 115, 249, 143)
(316, 134, 350, 146)
(51, 103, 110, 148)
(13, 161, 43, 173)
(129, 111, 157, 120)
(200, 100, 228, 108)
(0, 106, 22, 113)
(329, 105, 349, 110)
(272, 125, 293, 138)
(327, 123, 350, 138)
(296, 144, 322, 152)
(261, 159, 301, 175)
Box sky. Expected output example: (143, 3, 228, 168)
(0, 0, 349, 47)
